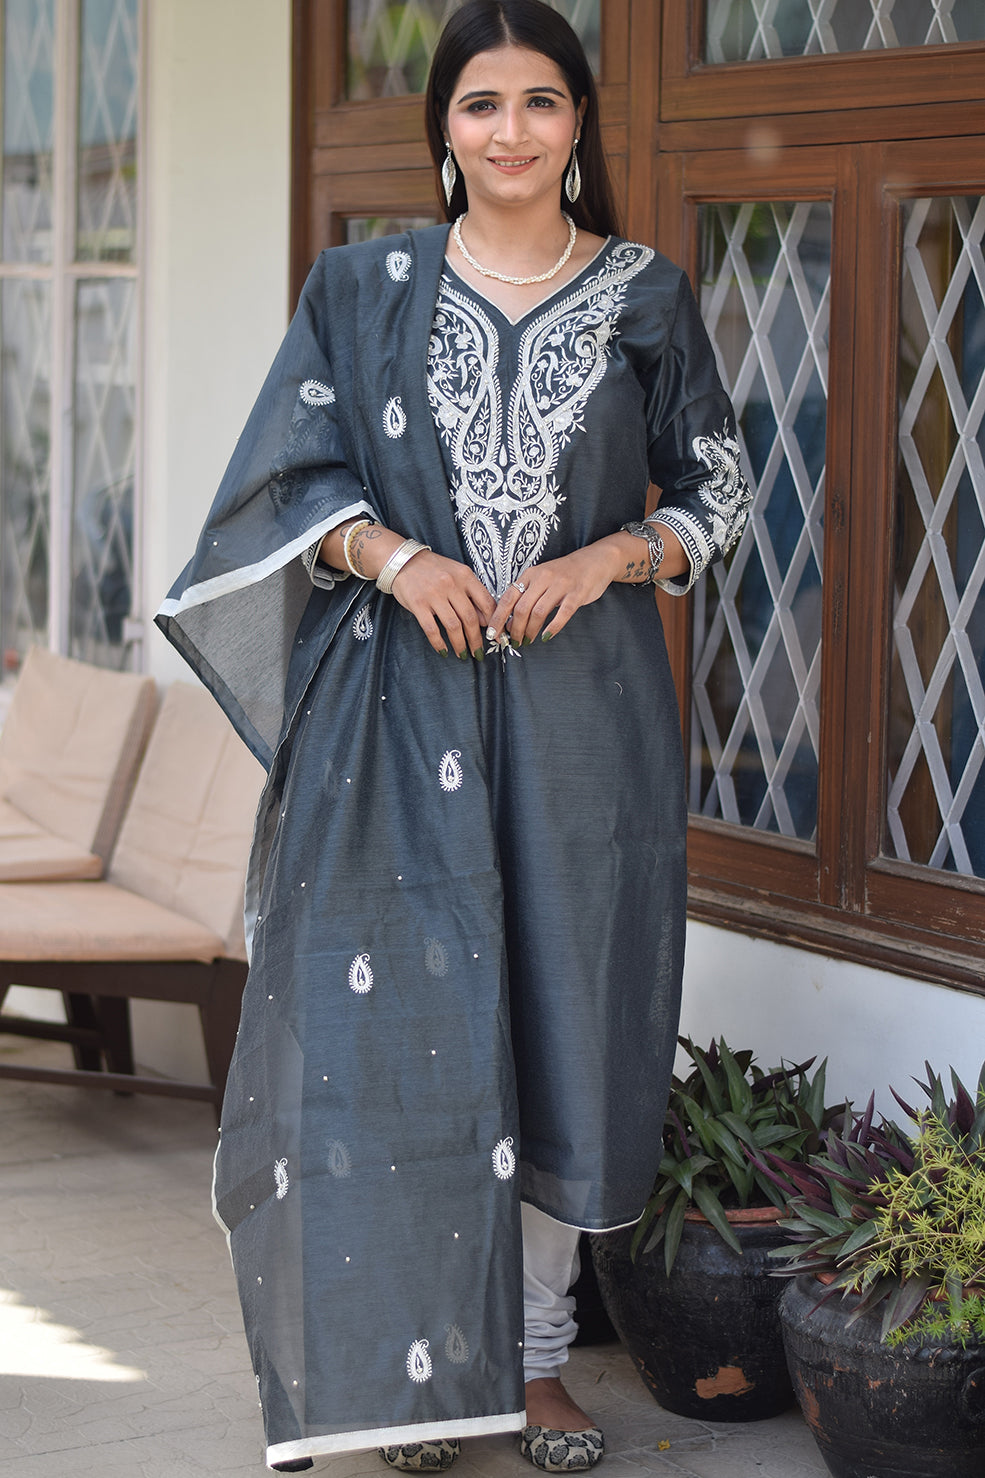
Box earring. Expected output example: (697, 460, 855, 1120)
(442, 143, 457, 207)
(565, 138, 581, 203)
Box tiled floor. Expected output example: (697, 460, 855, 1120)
(0, 1038, 827, 1478)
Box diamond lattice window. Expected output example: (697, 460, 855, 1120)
(886, 195, 985, 878)
(705, 0, 985, 62)
(346, 0, 601, 99)
(690, 200, 831, 840)
(0, 0, 139, 674)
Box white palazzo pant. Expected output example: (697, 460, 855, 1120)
(521, 1203, 582, 1383)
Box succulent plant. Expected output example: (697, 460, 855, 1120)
(758, 1061, 985, 1344)
(632, 1036, 845, 1275)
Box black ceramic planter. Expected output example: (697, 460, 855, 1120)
(779, 1273, 985, 1478)
(590, 1209, 795, 1422)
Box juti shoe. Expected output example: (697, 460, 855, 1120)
(379, 1438, 461, 1471)
(520, 1424, 605, 1471)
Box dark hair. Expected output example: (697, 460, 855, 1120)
(424, 0, 622, 239)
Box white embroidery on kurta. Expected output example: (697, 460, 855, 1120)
(424, 937, 449, 977)
(349, 953, 374, 994)
(445, 1325, 470, 1364)
(492, 1136, 516, 1180)
(654, 425, 750, 585)
(300, 379, 335, 406)
(427, 243, 654, 597)
(407, 1339, 433, 1383)
(352, 605, 374, 640)
(384, 396, 407, 439)
(386, 250, 412, 282)
(274, 1158, 290, 1199)
(326, 1140, 352, 1178)
(439, 750, 463, 793)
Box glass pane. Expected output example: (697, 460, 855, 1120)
(0, 278, 51, 669)
(705, 0, 985, 62)
(690, 201, 831, 841)
(346, 0, 600, 100)
(886, 195, 985, 878)
(71, 278, 136, 667)
(77, 0, 139, 263)
(346, 214, 437, 243)
(2, 0, 55, 264)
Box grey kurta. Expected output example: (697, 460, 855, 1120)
(157, 226, 750, 1470)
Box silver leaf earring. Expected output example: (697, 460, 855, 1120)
(442, 143, 457, 207)
(565, 137, 582, 203)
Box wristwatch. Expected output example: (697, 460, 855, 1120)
(621, 521, 665, 584)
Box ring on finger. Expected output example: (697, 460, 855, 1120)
(510, 579, 526, 594)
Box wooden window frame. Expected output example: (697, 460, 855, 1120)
(653, 14, 985, 995)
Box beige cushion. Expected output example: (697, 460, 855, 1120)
(0, 646, 157, 867)
(0, 799, 101, 881)
(109, 682, 264, 960)
(0, 880, 223, 963)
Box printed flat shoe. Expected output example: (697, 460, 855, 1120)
(379, 1438, 461, 1471)
(520, 1424, 604, 1472)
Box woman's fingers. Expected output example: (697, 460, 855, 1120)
(390, 552, 494, 656)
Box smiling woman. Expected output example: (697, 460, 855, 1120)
(156, 2, 752, 1473)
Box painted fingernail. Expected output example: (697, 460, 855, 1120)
(541, 631, 554, 642)
(522, 636, 533, 647)
(486, 626, 498, 641)
(437, 648, 448, 657)
(473, 647, 484, 661)
(458, 651, 469, 661)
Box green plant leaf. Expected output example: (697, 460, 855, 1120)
(691, 1183, 742, 1254)
(836, 1220, 881, 1258)
(719, 1040, 754, 1118)
(662, 1190, 688, 1275)
(689, 1047, 726, 1116)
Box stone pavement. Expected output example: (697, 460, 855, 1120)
(0, 1038, 827, 1478)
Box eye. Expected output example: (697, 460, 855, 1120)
(528, 96, 558, 108)
(466, 99, 495, 112)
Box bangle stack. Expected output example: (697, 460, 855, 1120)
(342, 519, 376, 577)
(621, 521, 665, 584)
(376, 538, 431, 595)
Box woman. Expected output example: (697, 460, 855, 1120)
(158, 2, 750, 1472)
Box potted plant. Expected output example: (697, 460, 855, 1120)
(759, 1062, 985, 1478)
(591, 1037, 845, 1421)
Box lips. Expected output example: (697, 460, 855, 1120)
(489, 156, 537, 170)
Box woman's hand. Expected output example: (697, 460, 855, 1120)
(487, 543, 622, 646)
(390, 551, 496, 658)
(486, 523, 690, 646)
(321, 521, 495, 657)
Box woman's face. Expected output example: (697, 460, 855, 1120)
(444, 45, 585, 213)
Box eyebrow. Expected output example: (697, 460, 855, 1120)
(456, 86, 567, 102)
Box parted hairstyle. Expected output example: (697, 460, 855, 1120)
(424, 0, 622, 240)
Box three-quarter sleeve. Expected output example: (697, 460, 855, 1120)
(641, 273, 752, 594)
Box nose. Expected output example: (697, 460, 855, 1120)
(492, 102, 529, 148)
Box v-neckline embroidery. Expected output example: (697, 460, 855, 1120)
(441, 237, 613, 328)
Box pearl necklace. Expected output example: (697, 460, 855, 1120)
(453, 212, 577, 285)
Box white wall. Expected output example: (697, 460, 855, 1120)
(133, 0, 291, 1079)
(680, 921, 985, 1118)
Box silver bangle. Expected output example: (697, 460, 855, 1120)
(621, 521, 665, 584)
(376, 538, 431, 595)
(342, 518, 376, 577)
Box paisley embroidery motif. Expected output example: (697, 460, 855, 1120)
(439, 750, 463, 794)
(386, 250, 412, 283)
(406, 1339, 433, 1383)
(299, 379, 335, 406)
(326, 1140, 352, 1179)
(424, 937, 449, 978)
(384, 396, 407, 439)
(652, 424, 751, 588)
(445, 1324, 470, 1365)
(274, 1158, 290, 1199)
(349, 953, 374, 994)
(352, 604, 374, 641)
(427, 243, 654, 597)
(492, 1136, 516, 1181)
